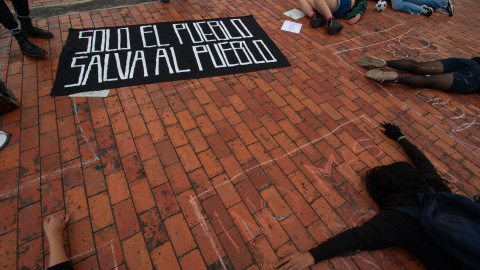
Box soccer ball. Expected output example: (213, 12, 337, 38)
(375, 0, 387, 11)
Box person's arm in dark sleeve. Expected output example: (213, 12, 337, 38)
(47, 262, 73, 270)
(382, 122, 440, 179)
(398, 138, 440, 179)
(307, 211, 404, 263)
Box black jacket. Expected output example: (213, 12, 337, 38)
(308, 139, 461, 269)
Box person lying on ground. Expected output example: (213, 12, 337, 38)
(274, 122, 473, 270)
(373, 0, 453, 17)
(298, 0, 367, 35)
(358, 56, 480, 94)
(44, 214, 72, 270)
(0, 0, 53, 57)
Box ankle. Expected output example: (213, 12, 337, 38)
(9, 28, 21, 35)
(327, 16, 334, 25)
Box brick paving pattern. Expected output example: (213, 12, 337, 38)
(5, 0, 83, 9)
(1, 0, 480, 269)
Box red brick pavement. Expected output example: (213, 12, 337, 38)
(1, 0, 480, 269)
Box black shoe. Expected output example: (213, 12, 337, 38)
(421, 5, 433, 17)
(161, 0, 170, 2)
(13, 32, 47, 57)
(446, 0, 454, 16)
(310, 14, 326, 28)
(327, 18, 343, 35)
(18, 17, 53, 38)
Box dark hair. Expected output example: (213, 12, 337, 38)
(363, 161, 451, 208)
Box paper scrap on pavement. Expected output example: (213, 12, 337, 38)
(281, 21, 302, 34)
(284, 9, 305, 20)
(70, 90, 110, 97)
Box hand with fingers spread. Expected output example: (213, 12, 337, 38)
(274, 251, 315, 270)
(381, 122, 405, 142)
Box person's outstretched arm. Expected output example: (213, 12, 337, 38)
(274, 210, 407, 269)
(44, 215, 73, 270)
(382, 122, 440, 179)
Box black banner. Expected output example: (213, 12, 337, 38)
(50, 15, 291, 96)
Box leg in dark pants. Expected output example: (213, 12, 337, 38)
(11, 0, 30, 16)
(0, 0, 48, 57)
(0, 0, 19, 30)
(385, 60, 445, 75)
(385, 60, 454, 91)
(396, 74, 454, 91)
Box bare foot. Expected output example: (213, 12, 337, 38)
(43, 215, 69, 240)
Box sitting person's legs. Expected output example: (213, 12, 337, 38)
(12, 0, 53, 38)
(0, 0, 19, 30)
(298, 0, 344, 34)
(0, 0, 51, 57)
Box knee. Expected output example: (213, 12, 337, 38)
(411, 65, 427, 74)
(390, 0, 403, 10)
(298, 0, 308, 5)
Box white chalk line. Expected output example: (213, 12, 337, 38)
(0, 157, 98, 200)
(186, 116, 376, 269)
(189, 196, 227, 269)
(110, 241, 119, 270)
(0, 98, 103, 199)
(334, 28, 416, 55)
(72, 98, 100, 161)
(68, 239, 115, 262)
(326, 18, 421, 48)
(195, 114, 374, 199)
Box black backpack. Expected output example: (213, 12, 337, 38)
(388, 188, 480, 269)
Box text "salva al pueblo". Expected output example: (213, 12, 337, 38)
(65, 19, 278, 87)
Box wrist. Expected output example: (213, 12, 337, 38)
(397, 135, 405, 142)
(306, 252, 315, 266)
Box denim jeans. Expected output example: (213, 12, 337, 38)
(440, 58, 480, 94)
(332, 0, 352, 18)
(391, 0, 447, 15)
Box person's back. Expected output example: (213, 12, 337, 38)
(275, 123, 471, 270)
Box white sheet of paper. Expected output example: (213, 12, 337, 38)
(69, 90, 110, 97)
(281, 21, 302, 34)
(283, 9, 306, 20)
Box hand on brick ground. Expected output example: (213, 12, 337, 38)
(381, 122, 404, 141)
(274, 251, 315, 270)
(43, 214, 69, 240)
